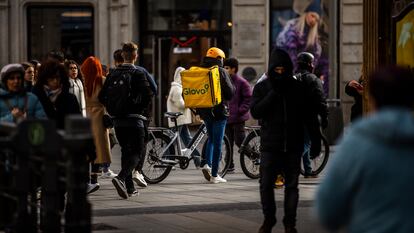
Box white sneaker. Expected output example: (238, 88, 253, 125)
(87, 183, 100, 194)
(210, 175, 227, 184)
(101, 169, 117, 179)
(201, 165, 212, 181)
(132, 171, 148, 187)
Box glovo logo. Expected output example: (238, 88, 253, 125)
(183, 84, 209, 96)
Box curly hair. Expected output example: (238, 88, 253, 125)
(81, 56, 103, 97)
(36, 60, 70, 92)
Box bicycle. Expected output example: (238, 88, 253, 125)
(238, 126, 330, 179)
(142, 112, 232, 184)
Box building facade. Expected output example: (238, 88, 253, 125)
(0, 0, 364, 125)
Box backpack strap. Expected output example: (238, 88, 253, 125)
(23, 95, 29, 113)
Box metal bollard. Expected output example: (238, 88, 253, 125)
(63, 115, 92, 233)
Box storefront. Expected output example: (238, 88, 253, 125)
(137, 0, 232, 125)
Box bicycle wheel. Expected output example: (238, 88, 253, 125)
(142, 131, 174, 184)
(201, 134, 232, 178)
(240, 130, 261, 179)
(300, 134, 330, 176)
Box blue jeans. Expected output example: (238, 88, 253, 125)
(302, 129, 312, 175)
(204, 118, 227, 177)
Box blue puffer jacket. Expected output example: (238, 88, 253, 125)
(0, 88, 46, 123)
(316, 108, 414, 233)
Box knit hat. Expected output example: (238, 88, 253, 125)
(0, 63, 25, 86)
(305, 0, 322, 16)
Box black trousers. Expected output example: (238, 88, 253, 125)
(114, 125, 145, 193)
(225, 122, 246, 167)
(259, 151, 301, 227)
(135, 120, 149, 172)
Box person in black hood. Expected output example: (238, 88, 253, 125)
(251, 48, 310, 233)
(197, 47, 234, 184)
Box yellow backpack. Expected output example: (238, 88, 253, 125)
(180, 65, 222, 108)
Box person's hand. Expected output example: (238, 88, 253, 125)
(11, 108, 25, 119)
(349, 80, 364, 94)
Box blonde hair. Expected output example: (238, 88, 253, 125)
(295, 13, 319, 49)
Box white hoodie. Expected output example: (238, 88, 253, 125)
(167, 67, 192, 127)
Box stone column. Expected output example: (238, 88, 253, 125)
(232, 0, 268, 83)
(0, 0, 9, 67)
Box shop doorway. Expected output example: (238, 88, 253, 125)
(146, 33, 228, 126)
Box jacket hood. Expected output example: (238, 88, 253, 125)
(352, 108, 414, 147)
(1, 64, 25, 90)
(267, 48, 293, 78)
(173, 67, 185, 84)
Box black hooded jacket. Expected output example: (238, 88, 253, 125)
(250, 48, 309, 152)
(196, 57, 235, 120)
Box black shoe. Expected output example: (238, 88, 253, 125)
(112, 176, 128, 199)
(258, 219, 276, 233)
(285, 226, 298, 233)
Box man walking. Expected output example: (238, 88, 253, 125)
(251, 48, 310, 233)
(223, 58, 252, 172)
(99, 42, 154, 199)
(295, 52, 328, 178)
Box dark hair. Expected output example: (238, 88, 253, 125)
(29, 60, 41, 67)
(223, 58, 239, 73)
(113, 49, 124, 64)
(369, 65, 414, 109)
(36, 60, 70, 92)
(64, 60, 83, 81)
(47, 50, 65, 63)
(21, 62, 34, 71)
(122, 42, 138, 61)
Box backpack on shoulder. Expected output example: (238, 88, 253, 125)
(99, 71, 152, 116)
(180, 65, 222, 108)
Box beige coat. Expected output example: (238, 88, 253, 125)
(85, 82, 111, 164)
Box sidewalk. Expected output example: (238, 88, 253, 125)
(89, 145, 327, 233)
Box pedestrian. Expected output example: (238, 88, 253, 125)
(32, 60, 81, 129)
(223, 58, 252, 173)
(316, 65, 414, 233)
(197, 47, 234, 184)
(166, 66, 200, 166)
(251, 48, 310, 233)
(295, 52, 328, 178)
(81, 56, 116, 193)
(32, 59, 81, 211)
(21, 62, 35, 92)
(345, 77, 364, 122)
(65, 60, 87, 117)
(29, 59, 41, 85)
(99, 42, 154, 198)
(0, 63, 46, 123)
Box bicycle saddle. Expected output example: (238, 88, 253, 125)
(164, 112, 183, 118)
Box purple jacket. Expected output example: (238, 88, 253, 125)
(228, 73, 252, 124)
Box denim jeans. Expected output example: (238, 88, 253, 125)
(259, 151, 301, 227)
(177, 125, 201, 157)
(203, 118, 227, 177)
(302, 129, 312, 175)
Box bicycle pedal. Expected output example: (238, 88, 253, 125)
(160, 159, 178, 165)
(154, 164, 171, 168)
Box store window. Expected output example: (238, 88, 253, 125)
(27, 6, 94, 64)
(145, 0, 231, 31)
(270, 0, 332, 94)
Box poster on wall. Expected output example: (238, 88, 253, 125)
(395, 5, 414, 67)
(271, 0, 330, 94)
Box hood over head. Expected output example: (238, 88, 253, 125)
(0, 64, 25, 90)
(267, 48, 293, 79)
(173, 66, 185, 84)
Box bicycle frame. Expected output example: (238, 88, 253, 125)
(148, 123, 207, 159)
